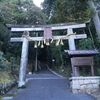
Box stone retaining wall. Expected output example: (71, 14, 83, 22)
(0, 80, 16, 95)
(70, 76, 100, 94)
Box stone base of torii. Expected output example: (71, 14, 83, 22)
(7, 23, 88, 88)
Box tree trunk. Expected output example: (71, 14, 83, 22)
(88, 0, 100, 39)
(35, 48, 38, 72)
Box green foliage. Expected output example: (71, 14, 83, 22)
(0, 51, 10, 70)
(77, 38, 94, 49)
(96, 67, 100, 76)
(0, 71, 13, 82)
(53, 65, 71, 77)
(0, 50, 19, 79)
(42, 0, 55, 17)
(0, 0, 46, 24)
(43, 0, 90, 23)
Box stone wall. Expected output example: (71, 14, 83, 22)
(0, 81, 16, 95)
(70, 77, 100, 94)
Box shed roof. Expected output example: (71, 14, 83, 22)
(65, 50, 99, 57)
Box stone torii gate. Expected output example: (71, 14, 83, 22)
(7, 23, 87, 87)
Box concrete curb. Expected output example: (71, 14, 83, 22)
(47, 67, 66, 79)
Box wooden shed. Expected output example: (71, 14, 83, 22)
(65, 50, 99, 76)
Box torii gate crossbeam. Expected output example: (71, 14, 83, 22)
(7, 23, 86, 32)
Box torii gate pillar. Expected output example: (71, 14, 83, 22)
(68, 28, 76, 50)
(18, 35, 29, 87)
(67, 28, 79, 76)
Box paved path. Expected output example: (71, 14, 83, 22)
(13, 70, 94, 100)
